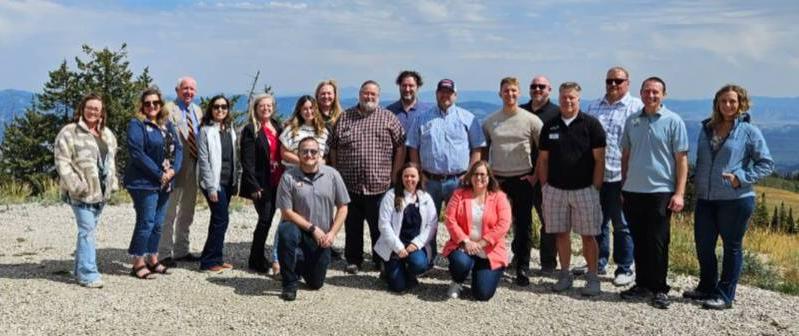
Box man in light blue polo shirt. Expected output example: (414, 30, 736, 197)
(407, 78, 486, 217)
(619, 77, 688, 310)
(386, 70, 433, 133)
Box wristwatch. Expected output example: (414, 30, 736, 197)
(307, 224, 316, 234)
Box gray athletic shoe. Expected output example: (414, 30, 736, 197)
(447, 282, 462, 299)
(581, 272, 601, 296)
(551, 271, 574, 292)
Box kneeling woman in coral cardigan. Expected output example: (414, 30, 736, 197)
(442, 161, 511, 301)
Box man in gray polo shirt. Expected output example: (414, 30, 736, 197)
(619, 77, 688, 309)
(276, 137, 350, 301)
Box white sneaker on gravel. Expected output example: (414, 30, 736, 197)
(613, 271, 635, 287)
(582, 272, 601, 296)
(552, 271, 573, 292)
(447, 282, 462, 299)
(80, 279, 103, 289)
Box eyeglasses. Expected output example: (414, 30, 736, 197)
(300, 149, 319, 156)
(143, 101, 162, 108)
(472, 173, 489, 178)
(530, 84, 548, 91)
(212, 104, 229, 110)
(605, 78, 627, 86)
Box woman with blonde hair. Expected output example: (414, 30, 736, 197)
(686, 84, 774, 309)
(240, 93, 284, 272)
(315, 79, 343, 128)
(124, 87, 182, 279)
(279, 95, 328, 165)
(55, 93, 118, 288)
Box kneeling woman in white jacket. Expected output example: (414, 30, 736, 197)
(197, 95, 240, 273)
(375, 162, 438, 292)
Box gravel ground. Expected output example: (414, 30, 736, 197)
(1, 203, 797, 336)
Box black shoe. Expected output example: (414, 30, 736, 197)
(702, 297, 732, 310)
(330, 249, 342, 260)
(280, 289, 297, 301)
(620, 285, 651, 300)
(175, 254, 200, 262)
(159, 257, 177, 268)
(539, 266, 556, 277)
(515, 269, 530, 287)
(248, 261, 269, 273)
(682, 289, 712, 301)
(650, 292, 671, 309)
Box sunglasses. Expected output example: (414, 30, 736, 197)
(530, 84, 548, 91)
(143, 101, 162, 108)
(300, 149, 319, 156)
(605, 78, 627, 86)
(212, 104, 229, 110)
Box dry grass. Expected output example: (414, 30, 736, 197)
(755, 185, 799, 211)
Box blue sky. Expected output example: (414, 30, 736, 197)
(1, 0, 797, 100)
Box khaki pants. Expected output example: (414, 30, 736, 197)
(159, 157, 198, 258)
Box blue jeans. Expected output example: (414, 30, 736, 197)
(694, 197, 755, 304)
(277, 221, 331, 291)
(597, 181, 634, 274)
(200, 185, 232, 269)
(426, 177, 458, 264)
(128, 189, 170, 257)
(384, 249, 429, 292)
(71, 202, 105, 284)
(448, 250, 504, 301)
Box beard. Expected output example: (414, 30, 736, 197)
(360, 101, 378, 112)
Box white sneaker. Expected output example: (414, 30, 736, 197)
(80, 279, 104, 289)
(447, 282, 462, 299)
(613, 271, 635, 287)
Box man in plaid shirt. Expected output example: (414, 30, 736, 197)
(329, 80, 406, 274)
(583, 66, 644, 286)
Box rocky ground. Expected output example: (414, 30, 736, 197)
(1, 203, 797, 336)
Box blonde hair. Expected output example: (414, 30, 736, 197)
(249, 93, 276, 129)
(288, 95, 326, 138)
(709, 84, 751, 128)
(314, 80, 343, 124)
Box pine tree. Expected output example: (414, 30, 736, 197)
(0, 102, 62, 193)
(752, 192, 771, 229)
(787, 208, 795, 234)
(779, 202, 789, 232)
(770, 206, 780, 232)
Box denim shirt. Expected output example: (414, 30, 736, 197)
(694, 115, 774, 200)
(124, 118, 184, 191)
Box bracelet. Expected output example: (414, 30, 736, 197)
(307, 224, 316, 234)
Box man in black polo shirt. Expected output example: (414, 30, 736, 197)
(538, 82, 606, 296)
(519, 75, 561, 275)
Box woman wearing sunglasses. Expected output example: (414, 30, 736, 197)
(124, 88, 183, 279)
(197, 95, 240, 273)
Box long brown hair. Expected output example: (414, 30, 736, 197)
(288, 95, 325, 137)
(74, 93, 106, 138)
(393, 162, 427, 211)
(460, 160, 500, 193)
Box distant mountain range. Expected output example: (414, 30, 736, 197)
(2, 88, 797, 173)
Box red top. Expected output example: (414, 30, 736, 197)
(262, 124, 283, 187)
(442, 188, 512, 270)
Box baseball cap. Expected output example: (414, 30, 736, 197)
(436, 79, 457, 92)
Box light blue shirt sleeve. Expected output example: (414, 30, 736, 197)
(466, 113, 487, 150)
(672, 118, 689, 153)
(405, 113, 420, 149)
(621, 116, 633, 151)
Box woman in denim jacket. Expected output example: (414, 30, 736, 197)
(685, 84, 774, 309)
(55, 93, 118, 288)
(124, 88, 183, 279)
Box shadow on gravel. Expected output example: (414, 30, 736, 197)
(206, 276, 282, 297)
(0, 247, 132, 284)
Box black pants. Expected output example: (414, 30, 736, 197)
(345, 192, 384, 267)
(249, 189, 277, 266)
(498, 176, 534, 272)
(277, 221, 331, 291)
(622, 191, 673, 294)
(532, 182, 557, 270)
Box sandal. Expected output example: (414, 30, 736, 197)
(148, 262, 171, 275)
(130, 265, 155, 280)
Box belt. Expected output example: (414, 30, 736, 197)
(424, 171, 465, 181)
(495, 171, 534, 181)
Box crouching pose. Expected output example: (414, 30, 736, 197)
(374, 162, 438, 292)
(276, 137, 349, 301)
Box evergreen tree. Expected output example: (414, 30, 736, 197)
(770, 206, 780, 232)
(779, 202, 789, 232)
(752, 192, 771, 229)
(38, 60, 81, 122)
(787, 208, 795, 234)
(0, 102, 62, 193)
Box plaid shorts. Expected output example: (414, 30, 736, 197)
(542, 184, 602, 235)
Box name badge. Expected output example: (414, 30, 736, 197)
(549, 133, 560, 140)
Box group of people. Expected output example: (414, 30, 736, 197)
(54, 67, 774, 310)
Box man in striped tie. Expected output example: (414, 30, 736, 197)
(159, 76, 204, 267)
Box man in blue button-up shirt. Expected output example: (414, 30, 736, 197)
(386, 70, 432, 133)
